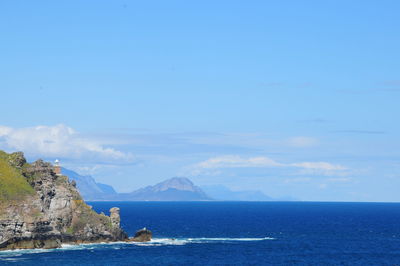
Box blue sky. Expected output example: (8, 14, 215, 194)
(1, 0, 399, 201)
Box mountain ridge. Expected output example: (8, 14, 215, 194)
(65, 168, 297, 201)
(65, 169, 212, 201)
(60, 167, 117, 201)
(118, 177, 211, 201)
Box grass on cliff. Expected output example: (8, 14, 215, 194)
(0, 151, 35, 201)
(66, 200, 113, 235)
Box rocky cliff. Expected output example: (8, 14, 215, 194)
(0, 151, 127, 250)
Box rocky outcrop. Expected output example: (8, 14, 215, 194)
(109, 207, 121, 228)
(0, 151, 130, 250)
(127, 228, 152, 242)
(7, 151, 26, 169)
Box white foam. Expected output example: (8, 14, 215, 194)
(0, 242, 120, 258)
(0, 236, 275, 257)
(60, 241, 126, 249)
(1, 257, 27, 262)
(0, 248, 53, 255)
(130, 237, 275, 246)
(0, 248, 55, 261)
(187, 237, 274, 242)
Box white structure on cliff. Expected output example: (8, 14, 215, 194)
(54, 159, 62, 176)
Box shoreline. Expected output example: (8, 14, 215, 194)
(0, 237, 152, 252)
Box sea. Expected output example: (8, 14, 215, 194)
(1, 202, 400, 265)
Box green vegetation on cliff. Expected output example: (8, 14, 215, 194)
(0, 150, 128, 250)
(0, 151, 34, 201)
(67, 199, 113, 234)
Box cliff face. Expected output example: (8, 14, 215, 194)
(0, 151, 127, 250)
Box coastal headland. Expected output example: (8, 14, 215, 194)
(0, 151, 150, 250)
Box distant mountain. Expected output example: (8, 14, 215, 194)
(62, 168, 295, 202)
(62, 168, 211, 201)
(118, 177, 211, 201)
(61, 168, 117, 201)
(97, 183, 117, 194)
(201, 185, 273, 201)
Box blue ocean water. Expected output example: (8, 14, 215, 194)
(1, 202, 400, 265)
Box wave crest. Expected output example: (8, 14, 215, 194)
(0, 236, 275, 259)
(132, 237, 275, 246)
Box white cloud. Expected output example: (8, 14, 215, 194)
(292, 162, 349, 177)
(188, 155, 347, 177)
(291, 162, 346, 171)
(70, 164, 120, 176)
(0, 124, 134, 163)
(196, 155, 283, 169)
(0, 126, 12, 137)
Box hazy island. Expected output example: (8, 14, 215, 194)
(0, 151, 151, 250)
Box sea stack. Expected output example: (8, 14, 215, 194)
(110, 207, 121, 228)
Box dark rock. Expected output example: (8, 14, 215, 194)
(128, 228, 152, 242)
(0, 236, 62, 250)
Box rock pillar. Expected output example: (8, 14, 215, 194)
(109, 207, 121, 228)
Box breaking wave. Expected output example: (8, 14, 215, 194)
(131, 237, 275, 246)
(0, 237, 275, 259)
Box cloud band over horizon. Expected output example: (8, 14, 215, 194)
(0, 124, 134, 164)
